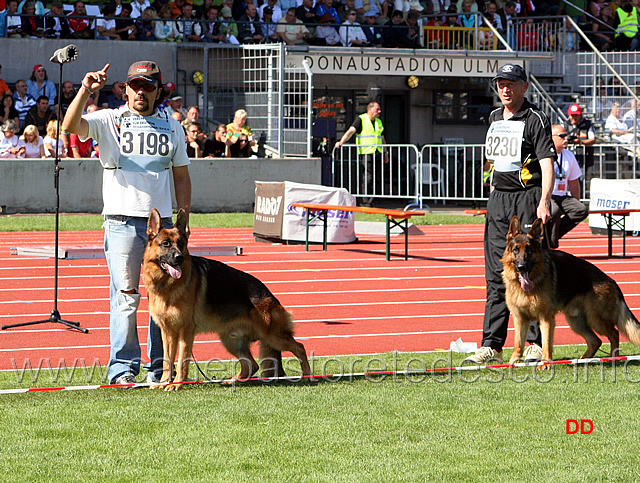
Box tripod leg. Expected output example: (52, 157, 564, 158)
(58, 319, 89, 334)
(1, 310, 89, 333)
(2, 319, 53, 330)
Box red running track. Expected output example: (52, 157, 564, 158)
(1, 223, 640, 371)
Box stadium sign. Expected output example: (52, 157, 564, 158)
(288, 54, 505, 77)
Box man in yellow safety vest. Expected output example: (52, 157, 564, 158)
(336, 101, 389, 206)
(614, 0, 639, 51)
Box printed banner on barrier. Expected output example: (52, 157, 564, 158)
(283, 182, 356, 243)
(254, 181, 286, 238)
(254, 181, 356, 243)
(589, 178, 640, 231)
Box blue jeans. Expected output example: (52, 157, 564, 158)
(103, 215, 172, 382)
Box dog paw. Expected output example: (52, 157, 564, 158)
(536, 361, 552, 370)
(164, 382, 183, 391)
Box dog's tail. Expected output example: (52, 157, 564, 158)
(616, 298, 640, 347)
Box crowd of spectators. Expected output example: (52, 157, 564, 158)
(0, 62, 260, 158)
(0, 0, 636, 52)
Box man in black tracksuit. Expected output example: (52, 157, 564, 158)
(465, 64, 557, 365)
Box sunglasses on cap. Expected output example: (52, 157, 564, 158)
(128, 79, 157, 92)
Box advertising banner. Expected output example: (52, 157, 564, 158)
(254, 181, 286, 238)
(254, 181, 356, 243)
(589, 178, 640, 232)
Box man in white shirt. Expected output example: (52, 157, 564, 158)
(13, 79, 36, 127)
(259, 0, 282, 22)
(63, 61, 192, 386)
(339, 9, 369, 45)
(130, 0, 151, 18)
(547, 124, 588, 249)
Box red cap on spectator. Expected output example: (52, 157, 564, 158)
(165, 81, 176, 92)
(33, 64, 43, 71)
(568, 104, 582, 116)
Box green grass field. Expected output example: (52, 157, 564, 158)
(3, 214, 630, 480)
(2, 347, 640, 480)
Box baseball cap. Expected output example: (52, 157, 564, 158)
(364, 9, 377, 16)
(568, 104, 582, 116)
(33, 64, 43, 71)
(165, 81, 176, 92)
(263, 6, 272, 13)
(127, 61, 162, 86)
(492, 64, 527, 83)
(171, 93, 183, 101)
(221, 6, 232, 17)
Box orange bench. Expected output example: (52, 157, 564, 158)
(589, 209, 640, 257)
(290, 203, 425, 261)
(465, 209, 487, 216)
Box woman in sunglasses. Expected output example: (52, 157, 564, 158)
(62, 61, 192, 386)
(227, 133, 252, 157)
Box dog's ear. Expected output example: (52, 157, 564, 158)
(529, 218, 544, 242)
(175, 209, 189, 238)
(147, 208, 162, 240)
(507, 216, 521, 241)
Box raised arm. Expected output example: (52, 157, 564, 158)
(62, 64, 110, 138)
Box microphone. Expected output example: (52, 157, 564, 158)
(50, 45, 79, 64)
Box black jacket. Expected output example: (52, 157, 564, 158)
(23, 105, 56, 137)
(44, 13, 71, 38)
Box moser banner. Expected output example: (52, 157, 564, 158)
(589, 178, 640, 232)
(287, 54, 504, 77)
(254, 181, 356, 243)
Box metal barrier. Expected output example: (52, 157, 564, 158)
(331, 144, 419, 204)
(571, 143, 640, 202)
(422, 25, 497, 51)
(332, 142, 639, 207)
(176, 43, 312, 158)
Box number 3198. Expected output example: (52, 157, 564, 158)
(122, 131, 171, 156)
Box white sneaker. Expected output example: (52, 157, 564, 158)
(524, 344, 543, 363)
(462, 346, 503, 364)
(113, 374, 139, 389)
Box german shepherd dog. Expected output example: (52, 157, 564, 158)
(143, 208, 311, 390)
(502, 215, 640, 367)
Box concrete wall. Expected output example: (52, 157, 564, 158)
(0, 157, 321, 213)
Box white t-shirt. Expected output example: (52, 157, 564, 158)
(0, 133, 20, 158)
(605, 114, 635, 143)
(84, 105, 190, 218)
(44, 135, 65, 158)
(19, 135, 44, 158)
(96, 18, 116, 32)
(552, 148, 582, 197)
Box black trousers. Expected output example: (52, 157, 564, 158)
(482, 188, 542, 350)
(547, 195, 589, 247)
(359, 152, 382, 206)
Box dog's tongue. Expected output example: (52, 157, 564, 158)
(162, 263, 182, 280)
(519, 272, 533, 292)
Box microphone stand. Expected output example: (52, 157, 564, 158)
(2, 56, 87, 333)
